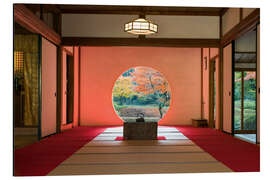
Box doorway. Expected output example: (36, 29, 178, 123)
(14, 31, 40, 148)
(209, 59, 216, 128)
(234, 70, 256, 139)
(66, 54, 74, 124)
(232, 29, 257, 143)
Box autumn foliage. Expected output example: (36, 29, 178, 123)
(131, 67, 169, 95)
(112, 67, 171, 120)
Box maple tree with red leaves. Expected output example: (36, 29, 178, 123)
(130, 67, 170, 118)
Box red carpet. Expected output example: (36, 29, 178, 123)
(14, 126, 108, 176)
(115, 136, 166, 141)
(173, 126, 260, 172)
(14, 125, 260, 175)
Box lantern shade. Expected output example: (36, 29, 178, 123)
(124, 18, 158, 35)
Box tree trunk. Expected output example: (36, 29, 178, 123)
(159, 104, 163, 118)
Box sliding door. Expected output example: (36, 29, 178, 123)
(233, 29, 257, 142)
(223, 43, 233, 133)
(234, 71, 256, 133)
(41, 37, 57, 137)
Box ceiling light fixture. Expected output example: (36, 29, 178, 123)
(124, 15, 158, 35)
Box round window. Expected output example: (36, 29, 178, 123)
(112, 66, 171, 122)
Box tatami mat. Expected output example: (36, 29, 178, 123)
(93, 126, 188, 141)
(85, 139, 195, 146)
(61, 152, 217, 164)
(48, 126, 232, 175)
(48, 161, 231, 175)
(75, 145, 204, 154)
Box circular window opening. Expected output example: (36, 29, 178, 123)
(112, 66, 171, 122)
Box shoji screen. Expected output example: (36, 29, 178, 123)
(223, 44, 232, 133)
(41, 37, 57, 137)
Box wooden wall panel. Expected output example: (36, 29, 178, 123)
(243, 8, 256, 19)
(215, 54, 220, 130)
(223, 44, 232, 133)
(61, 50, 67, 126)
(209, 48, 220, 129)
(41, 37, 57, 137)
(202, 48, 210, 122)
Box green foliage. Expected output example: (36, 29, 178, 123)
(113, 103, 127, 113)
(234, 100, 256, 130)
(234, 72, 256, 101)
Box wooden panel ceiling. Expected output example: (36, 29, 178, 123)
(23, 4, 227, 16)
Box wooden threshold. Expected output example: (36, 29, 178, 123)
(234, 130, 256, 134)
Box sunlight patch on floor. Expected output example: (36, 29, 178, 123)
(235, 134, 256, 143)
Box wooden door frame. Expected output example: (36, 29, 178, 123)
(209, 56, 217, 128)
(60, 47, 75, 131)
(233, 69, 256, 134)
(66, 53, 75, 125)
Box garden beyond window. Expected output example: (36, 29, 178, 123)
(112, 67, 171, 122)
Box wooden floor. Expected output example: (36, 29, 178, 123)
(14, 127, 38, 149)
(48, 127, 232, 175)
(14, 135, 38, 149)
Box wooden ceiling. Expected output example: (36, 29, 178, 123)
(24, 4, 227, 16)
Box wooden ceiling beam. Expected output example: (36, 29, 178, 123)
(220, 8, 229, 16)
(25, 4, 61, 14)
(221, 8, 259, 47)
(60, 10, 221, 16)
(62, 37, 220, 47)
(14, 4, 61, 45)
(43, 4, 61, 14)
(59, 5, 223, 16)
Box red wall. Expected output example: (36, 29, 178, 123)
(80, 47, 201, 126)
(202, 48, 219, 129)
(73, 47, 79, 127)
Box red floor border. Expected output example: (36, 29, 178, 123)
(14, 125, 260, 175)
(172, 125, 260, 172)
(14, 126, 110, 176)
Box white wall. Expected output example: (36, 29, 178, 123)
(146, 15, 219, 39)
(62, 14, 219, 39)
(62, 14, 138, 38)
